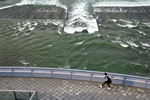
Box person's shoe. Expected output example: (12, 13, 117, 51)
(107, 87, 111, 89)
(99, 85, 103, 88)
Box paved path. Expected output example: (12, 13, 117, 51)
(0, 77, 150, 100)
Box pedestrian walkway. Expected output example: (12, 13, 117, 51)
(0, 77, 150, 100)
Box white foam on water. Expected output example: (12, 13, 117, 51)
(93, 0, 150, 7)
(18, 0, 67, 10)
(141, 42, 150, 47)
(119, 42, 129, 48)
(116, 24, 126, 28)
(17, 21, 38, 32)
(126, 41, 139, 48)
(41, 19, 64, 34)
(111, 19, 117, 23)
(64, 0, 98, 34)
(131, 62, 142, 66)
(136, 30, 146, 36)
(0, 0, 67, 10)
(19, 60, 30, 65)
(143, 22, 150, 27)
(120, 19, 133, 24)
(17, 22, 25, 32)
(112, 40, 128, 48)
(48, 44, 53, 47)
(42, 19, 63, 26)
(116, 24, 137, 28)
(97, 34, 101, 37)
(116, 19, 138, 28)
(84, 53, 88, 55)
(25, 32, 31, 36)
(74, 40, 85, 45)
(16, 20, 63, 33)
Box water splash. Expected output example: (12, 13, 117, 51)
(14, 20, 64, 36)
(17, 21, 38, 32)
(16, 0, 67, 9)
(0, 0, 67, 10)
(64, 0, 98, 34)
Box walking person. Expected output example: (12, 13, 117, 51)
(99, 72, 112, 89)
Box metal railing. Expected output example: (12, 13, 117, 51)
(0, 90, 37, 100)
(0, 66, 150, 89)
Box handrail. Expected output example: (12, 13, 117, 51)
(0, 90, 37, 100)
(29, 91, 37, 100)
(0, 66, 149, 79)
(0, 66, 150, 89)
(0, 90, 35, 92)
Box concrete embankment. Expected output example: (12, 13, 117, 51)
(93, 6, 150, 19)
(0, 5, 67, 19)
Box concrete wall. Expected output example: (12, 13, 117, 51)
(0, 5, 67, 19)
(93, 6, 150, 19)
(0, 67, 150, 89)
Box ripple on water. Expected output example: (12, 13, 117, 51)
(111, 40, 129, 48)
(136, 30, 146, 36)
(116, 23, 138, 29)
(74, 41, 85, 45)
(140, 42, 150, 47)
(143, 22, 150, 27)
(19, 60, 30, 65)
(126, 40, 139, 48)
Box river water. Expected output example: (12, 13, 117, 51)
(0, 0, 150, 77)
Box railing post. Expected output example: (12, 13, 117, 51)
(14, 91, 17, 100)
(71, 71, 73, 79)
(123, 77, 126, 86)
(31, 69, 34, 78)
(145, 80, 148, 88)
(51, 70, 54, 78)
(90, 72, 93, 81)
(36, 92, 38, 100)
(29, 92, 32, 99)
(12, 68, 14, 77)
(110, 75, 113, 80)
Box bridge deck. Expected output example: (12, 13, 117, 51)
(0, 77, 149, 100)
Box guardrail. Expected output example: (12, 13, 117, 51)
(0, 90, 37, 100)
(0, 66, 150, 89)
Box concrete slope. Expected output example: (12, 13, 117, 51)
(0, 5, 67, 19)
(93, 6, 150, 19)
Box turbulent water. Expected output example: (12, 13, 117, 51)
(64, 0, 98, 34)
(0, 0, 150, 77)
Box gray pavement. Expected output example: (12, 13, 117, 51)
(0, 77, 150, 100)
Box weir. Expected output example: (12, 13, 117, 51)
(0, 0, 100, 34)
(1, 0, 150, 33)
(0, 5, 67, 19)
(0, 4, 68, 33)
(93, 5, 150, 19)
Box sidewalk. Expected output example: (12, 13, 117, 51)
(0, 77, 149, 100)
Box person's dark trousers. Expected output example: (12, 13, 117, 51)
(102, 81, 111, 87)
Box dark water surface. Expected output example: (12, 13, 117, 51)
(0, 0, 150, 77)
